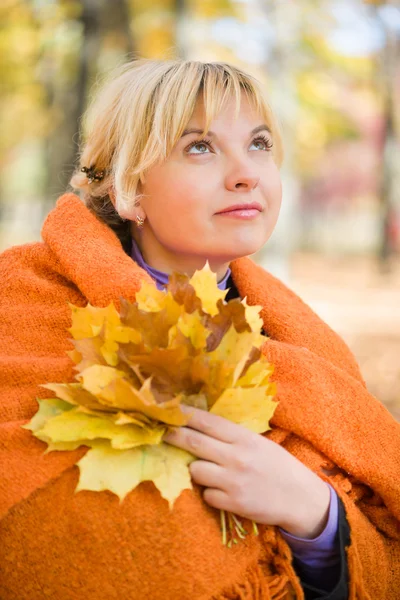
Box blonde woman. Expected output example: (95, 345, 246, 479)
(0, 60, 399, 600)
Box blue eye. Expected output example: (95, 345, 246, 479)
(186, 138, 213, 154)
(250, 135, 273, 151)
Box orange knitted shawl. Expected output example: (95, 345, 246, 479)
(0, 193, 399, 600)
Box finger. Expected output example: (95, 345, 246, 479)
(189, 460, 227, 489)
(202, 488, 232, 512)
(164, 426, 230, 464)
(179, 405, 244, 443)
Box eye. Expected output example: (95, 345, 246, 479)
(250, 135, 273, 152)
(185, 138, 213, 154)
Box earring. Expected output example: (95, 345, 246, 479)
(135, 215, 145, 228)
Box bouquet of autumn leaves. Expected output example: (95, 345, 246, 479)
(24, 263, 278, 546)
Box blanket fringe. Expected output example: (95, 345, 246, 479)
(213, 563, 291, 599)
(347, 543, 372, 600)
(214, 533, 304, 600)
(271, 535, 304, 600)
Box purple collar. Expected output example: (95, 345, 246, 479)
(131, 237, 231, 291)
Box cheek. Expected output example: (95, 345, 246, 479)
(147, 166, 202, 204)
(260, 170, 282, 236)
(144, 172, 211, 227)
(265, 168, 282, 210)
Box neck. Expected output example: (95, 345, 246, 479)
(131, 228, 231, 283)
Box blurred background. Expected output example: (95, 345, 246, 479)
(1, 0, 399, 418)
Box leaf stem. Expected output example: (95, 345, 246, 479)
(220, 509, 227, 546)
(252, 520, 259, 536)
(220, 511, 259, 546)
(231, 513, 247, 536)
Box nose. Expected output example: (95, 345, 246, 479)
(225, 165, 260, 192)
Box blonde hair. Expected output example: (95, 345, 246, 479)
(70, 59, 284, 243)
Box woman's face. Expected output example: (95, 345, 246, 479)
(132, 91, 282, 280)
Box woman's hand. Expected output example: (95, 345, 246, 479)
(164, 406, 330, 539)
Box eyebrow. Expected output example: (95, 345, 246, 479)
(180, 124, 272, 138)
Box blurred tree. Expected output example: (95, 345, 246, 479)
(255, 0, 360, 278)
(130, 0, 178, 58)
(42, 0, 134, 209)
(370, 2, 400, 268)
(0, 1, 45, 192)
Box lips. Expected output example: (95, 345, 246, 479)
(216, 202, 262, 214)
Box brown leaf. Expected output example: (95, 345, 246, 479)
(167, 271, 203, 313)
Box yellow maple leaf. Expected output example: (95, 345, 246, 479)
(113, 411, 154, 427)
(79, 365, 188, 426)
(75, 439, 195, 506)
(189, 261, 228, 316)
(208, 323, 265, 386)
(22, 398, 94, 453)
(210, 386, 278, 434)
(22, 397, 74, 432)
(68, 302, 120, 340)
(241, 297, 264, 333)
(42, 382, 108, 413)
(67, 336, 106, 372)
(100, 325, 141, 366)
(37, 408, 165, 450)
(236, 360, 275, 388)
(78, 364, 126, 399)
(173, 310, 210, 350)
(135, 282, 167, 312)
(68, 302, 141, 367)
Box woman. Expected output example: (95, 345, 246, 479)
(0, 59, 399, 600)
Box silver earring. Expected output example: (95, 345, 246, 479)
(135, 215, 145, 228)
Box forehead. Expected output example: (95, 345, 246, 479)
(187, 91, 264, 132)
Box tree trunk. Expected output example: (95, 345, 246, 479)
(43, 0, 134, 215)
(254, 0, 301, 285)
(376, 8, 400, 271)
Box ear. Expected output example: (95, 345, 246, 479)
(109, 186, 147, 222)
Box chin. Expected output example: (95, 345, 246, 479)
(216, 242, 264, 263)
(233, 236, 266, 257)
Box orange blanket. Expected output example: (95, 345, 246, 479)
(0, 192, 399, 600)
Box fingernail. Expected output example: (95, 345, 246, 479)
(164, 429, 177, 439)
